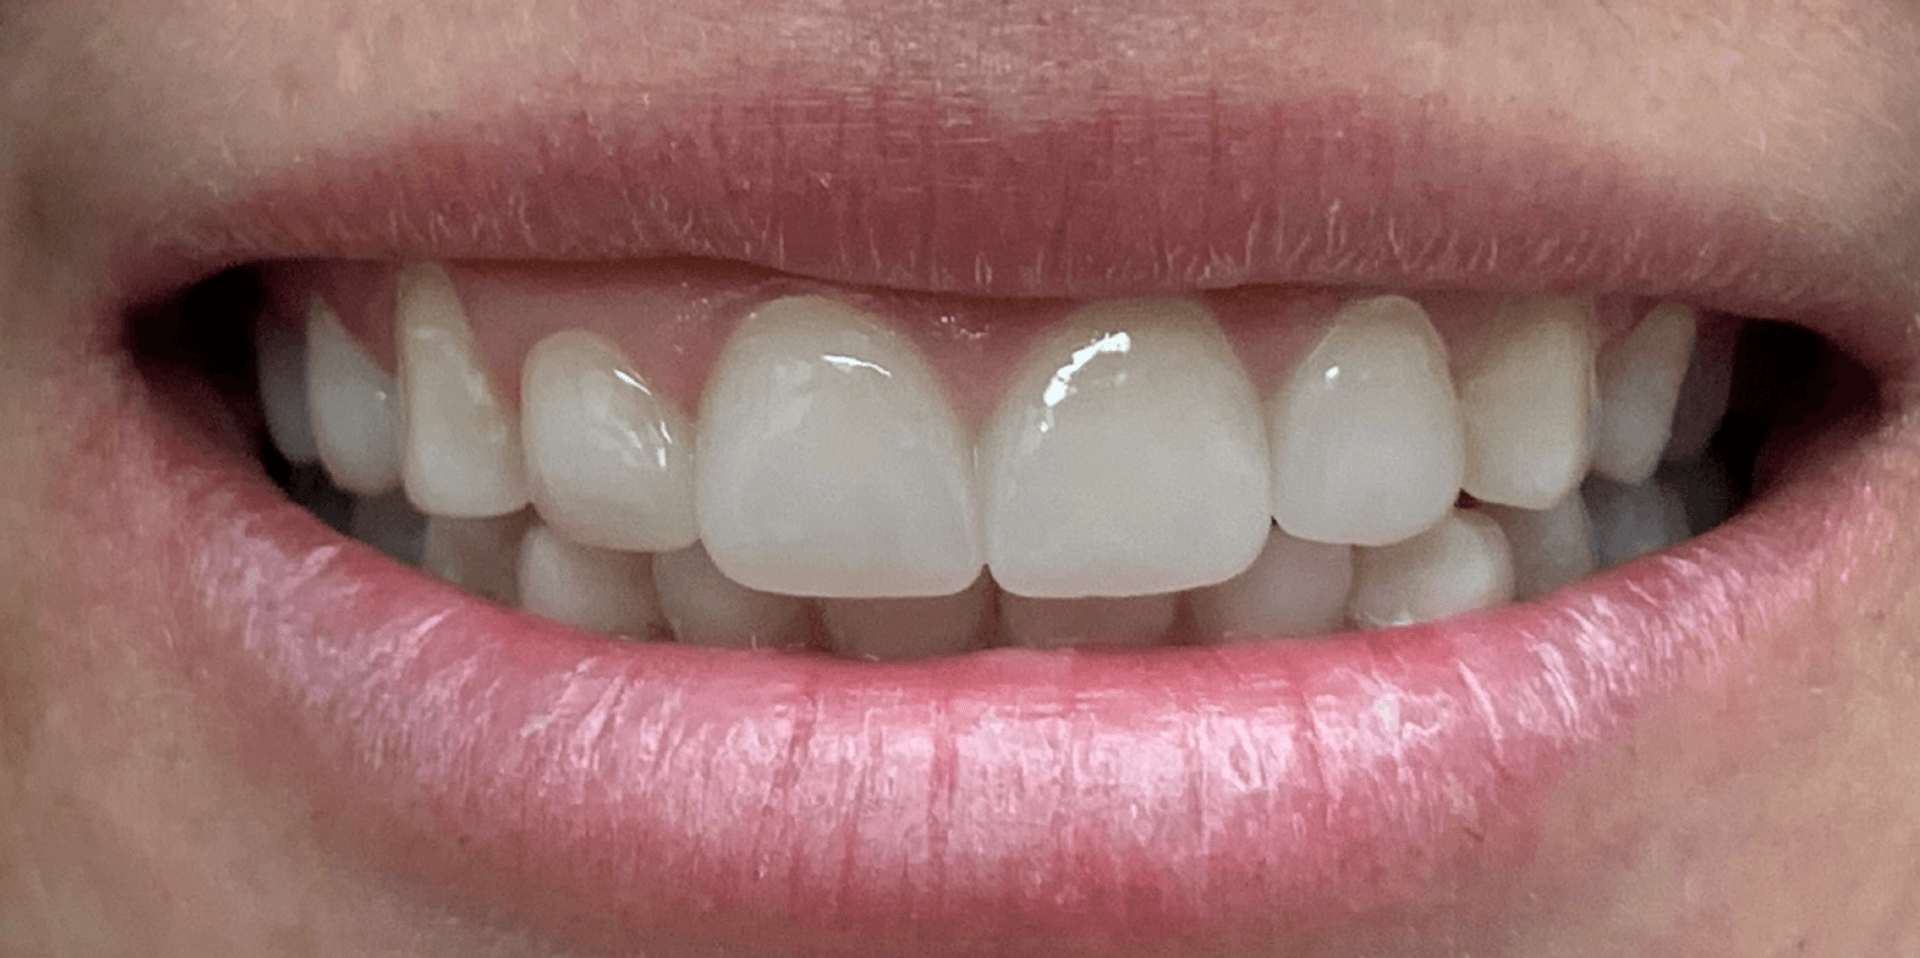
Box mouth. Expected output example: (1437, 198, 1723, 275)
(50, 25, 1914, 956)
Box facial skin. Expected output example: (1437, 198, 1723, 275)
(2, 3, 1919, 956)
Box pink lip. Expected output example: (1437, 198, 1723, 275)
(88, 83, 1910, 956)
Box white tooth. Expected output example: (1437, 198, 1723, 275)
(522, 331, 698, 553)
(696, 296, 981, 598)
(1662, 326, 1738, 462)
(256, 316, 318, 464)
(1189, 525, 1352, 640)
(821, 575, 993, 660)
(1482, 493, 1596, 600)
(420, 512, 529, 604)
(981, 299, 1270, 598)
(999, 591, 1178, 649)
(306, 296, 403, 495)
(1349, 510, 1513, 628)
(1268, 295, 1465, 546)
(397, 262, 528, 518)
(1584, 475, 1691, 568)
(516, 524, 661, 637)
(652, 543, 812, 649)
(1593, 303, 1698, 484)
(347, 490, 428, 565)
(1456, 297, 1600, 509)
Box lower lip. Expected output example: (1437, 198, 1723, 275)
(118, 343, 1865, 956)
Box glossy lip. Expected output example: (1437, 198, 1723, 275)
(84, 83, 1913, 955)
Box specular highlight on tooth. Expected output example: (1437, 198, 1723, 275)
(256, 315, 319, 464)
(1190, 524, 1352, 640)
(1349, 510, 1514, 628)
(1663, 326, 1737, 462)
(821, 575, 992, 660)
(696, 296, 982, 598)
(981, 299, 1270, 598)
(999, 591, 1178, 649)
(652, 543, 812, 649)
(421, 512, 530, 605)
(1456, 297, 1599, 509)
(307, 296, 402, 495)
(1268, 295, 1465, 546)
(398, 262, 529, 518)
(1483, 493, 1596, 600)
(1584, 475, 1690, 568)
(517, 524, 661, 637)
(1593, 303, 1697, 484)
(522, 331, 697, 553)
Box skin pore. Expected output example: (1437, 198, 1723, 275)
(2, 2, 1919, 956)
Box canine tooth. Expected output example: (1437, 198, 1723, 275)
(999, 591, 1178, 649)
(420, 512, 529, 604)
(981, 299, 1270, 598)
(1349, 511, 1513, 628)
(1456, 297, 1599, 509)
(821, 575, 993, 660)
(516, 524, 661, 637)
(1482, 493, 1596, 599)
(1190, 525, 1352, 639)
(652, 543, 812, 649)
(306, 297, 402, 495)
(1593, 304, 1697, 484)
(1663, 326, 1738, 462)
(397, 263, 528, 518)
(522, 331, 697, 553)
(697, 296, 981, 598)
(1268, 295, 1464, 546)
(256, 316, 318, 463)
(1584, 475, 1690, 567)
(347, 490, 428, 565)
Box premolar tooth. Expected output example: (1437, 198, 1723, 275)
(1482, 493, 1596, 599)
(1593, 303, 1698, 483)
(1349, 510, 1513, 628)
(522, 331, 697, 552)
(1584, 475, 1690, 567)
(696, 296, 981, 598)
(1190, 525, 1352, 640)
(420, 512, 529, 604)
(999, 591, 1178, 649)
(307, 297, 402, 495)
(398, 262, 528, 518)
(348, 490, 428, 565)
(1268, 295, 1464, 546)
(652, 543, 812, 649)
(1456, 297, 1599, 509)
(516, 524, 661, 637)
(981, 299, 1270, 598)
(1663, 326, 1738, 462)
(821, 575, 993, 660)
(255, 316, 318, 464)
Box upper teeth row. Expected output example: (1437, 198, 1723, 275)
(262, 263, 1715, 601)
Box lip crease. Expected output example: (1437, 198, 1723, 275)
(81, 84, 1911, 956)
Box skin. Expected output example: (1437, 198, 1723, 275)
(2, 2, 1919, 956)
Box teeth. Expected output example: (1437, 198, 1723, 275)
(981, 299, 1270, 597)
(1268, 295, 1465, 546)
(1482, 493, 1596, 600)
(1663, 326, 1738, 462)
(1593, 304, 1698, 484)
(696, 296, 982, 598)
(522, 331, 698, 552)
(397, 263, 529, 518)
(999, 591, 1179, 649)
(306, 297, 403, 495)
(652, 543, 813, 649)
(1584, 475, 1690, 567)
(516, 524, 661, 637)
(347, 490, 428, 565)
(820, 575, 993, 660)
(1657, 456, 1733, 535)
(255, 316, 319, 464)
(1348, 510, 1513, 628)
(1456, 297, 1600, 509)
(1189, 525, 1352, 639)
(420, 512, 530, 605)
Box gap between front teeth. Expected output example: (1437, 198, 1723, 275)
(259, 263, 1736, 654)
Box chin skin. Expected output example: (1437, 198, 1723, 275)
(3, 3, 1920, 957)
